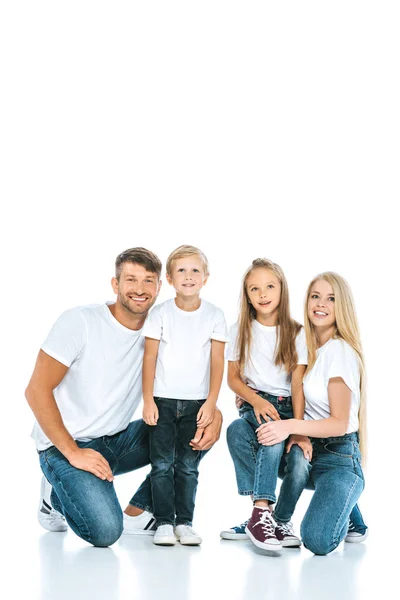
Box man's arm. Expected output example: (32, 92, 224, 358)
(26, 350, 113, 481)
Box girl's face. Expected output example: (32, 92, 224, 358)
(307, 279, 336, 329)
(246, 268, 281, 323)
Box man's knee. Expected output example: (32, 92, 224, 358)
(86, 513, 123, 548)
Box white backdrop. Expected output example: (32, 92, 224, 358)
(1, 1, 399, 594)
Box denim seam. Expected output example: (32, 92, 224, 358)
(253, 494, 276, 503)
(111, 442, 150, 465)
(238, 490, 254, 496)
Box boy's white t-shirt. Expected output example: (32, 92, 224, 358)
(31, 303, 145, 450)
(303, 338, 360, 433)
(226, 321, 308, 396)
(142, 299, 228, 400)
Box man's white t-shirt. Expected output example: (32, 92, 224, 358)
(226, 321, 308, 396)
(32, 303, 145, 450)
(303, 338, 361, 433)
(142, 299, 228, 400)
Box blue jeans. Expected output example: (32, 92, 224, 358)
(39, 419, 154, 547)
(149, 397, 205, 527)
(227, 392, 311, 509)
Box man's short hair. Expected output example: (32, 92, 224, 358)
(115, 247, 162, 280)
(166, 245, 209, 276)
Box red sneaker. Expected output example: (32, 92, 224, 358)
(245, 506, 282, 551)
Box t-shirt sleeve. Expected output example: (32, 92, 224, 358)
(142, 305, 163, 340)
(211, 308, 229, 342)
(295, 328, 308, 365)
(326, 340, 359, 393)
(226, 323, 240, 361)
(41, 308, 87, 367)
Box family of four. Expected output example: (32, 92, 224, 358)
(26, 245, 367, 555)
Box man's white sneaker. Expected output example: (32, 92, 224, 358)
(153, 524, 177, 545)
(122, 511, 157, 535)
(175, 525, 202, 546)
(38, 476, 68, 532)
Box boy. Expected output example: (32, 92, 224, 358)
(142, 245, 228, 545)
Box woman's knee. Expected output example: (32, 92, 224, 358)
(300, 523, 338, 556)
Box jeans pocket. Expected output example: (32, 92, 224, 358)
(324, 440, 354, 458)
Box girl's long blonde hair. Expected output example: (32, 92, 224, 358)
(304, 272, 367, 460)
(237, 258, 302, 378)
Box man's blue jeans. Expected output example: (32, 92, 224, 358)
(149, 397, 205, 527)
(39, 419, 154, 547)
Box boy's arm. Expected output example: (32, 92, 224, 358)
(227, 361, 280, 423)
(25, 350, 113, 481)
(196, 340, 225, 428)
(142, 337, 160, 426)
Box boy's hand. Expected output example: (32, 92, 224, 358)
(252, 396, 280, 425)
(190, 408, 222, 450)
(286, 434, 313, 460)
(196, 400, 215, 428)
(143, 401, 159, 426)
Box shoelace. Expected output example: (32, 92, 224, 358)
(178, 525, 197, 535)
(254, 510, 276, 536)
(276, 521, 294, 535)
(49, 508, 66, 524)
(235, 520, 249, 530)
(347, 519, 356, 532)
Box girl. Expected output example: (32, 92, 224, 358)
(222, 258, 311, 551)
(257, 272, 367, 555)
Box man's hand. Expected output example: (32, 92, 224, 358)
(67, 448, 114, 481)
(143, 400, 159, 426)
(286, 434, 313, 460)
(190, 408, 222, 451)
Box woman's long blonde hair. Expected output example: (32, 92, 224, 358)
(236, 258, 302, 378)
(304, 272, 367, 460)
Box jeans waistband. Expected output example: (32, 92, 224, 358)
(250, 389, 291, 402)
(311, 431, 360, 445)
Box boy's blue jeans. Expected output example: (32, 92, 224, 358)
(39, 419, 156, 547)
(227, 392, 311, 515)
(149, 397, 205, 527)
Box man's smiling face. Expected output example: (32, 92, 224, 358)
(112, 262, 160, 317)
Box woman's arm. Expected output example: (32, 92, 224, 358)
(227, 361, 280, 423)
(257, 377, 352, 445)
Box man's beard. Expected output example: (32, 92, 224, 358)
(120, 294, 151, 316)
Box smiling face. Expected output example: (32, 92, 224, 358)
(246, 268, 281, 324)
(111, 262, 160, 317)
(307, 278, 336, 330)
(166, 254, 208, 297)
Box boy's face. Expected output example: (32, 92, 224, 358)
(166, 255, 208, 297)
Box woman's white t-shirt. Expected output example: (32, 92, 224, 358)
(226, 321, 308, 396)
(303, 338, 361, 433)
(142, 298, 228, 400)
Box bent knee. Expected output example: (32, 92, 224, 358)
(227, 419, 252, 447)
(301, 529, 338, 556)
(87, 516, 123, 548)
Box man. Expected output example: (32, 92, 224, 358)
(25, 247, 222, 547)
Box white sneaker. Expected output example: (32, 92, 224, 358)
(122, 511, 157, 535)
(38, 476, 68, 532)
(175, 524, 202, 545)
(153, 524, 177, 545)
(345, 529, 369, 543)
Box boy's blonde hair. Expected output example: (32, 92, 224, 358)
(236, 258, 302, 377)
(304, 272, 367, 461)
(166, 245, 209, 276)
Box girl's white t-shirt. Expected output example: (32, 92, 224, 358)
(142, 298, 228, 400)
(303, 338, 361, 433)
(226, 321, 308, 396)
(32, 303, 145, 450)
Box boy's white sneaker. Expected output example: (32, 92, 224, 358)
(175, 524, 202, 545)
(153, 524, 177, 545)
(122, 511, 157, 535)
(38, 476, 68, 532)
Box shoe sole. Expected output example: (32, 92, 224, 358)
(153, 538, 177, 546)
(345, 530, 369, 543)
(220, 532, 248, 540)
(281, 539, 302, 548)
(122, 529, 155, 536)
(245, 526, 282, 552)
(177, 538, 202, 545)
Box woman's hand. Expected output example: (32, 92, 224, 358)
(286, 434, 313, 460)
(257, 419, 292, 445)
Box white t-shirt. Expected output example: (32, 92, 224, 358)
(303, 338, 361, 433)
(142, 298, 228, 400)
(226, 321, 308, 396)
(32, 303, 145, 450)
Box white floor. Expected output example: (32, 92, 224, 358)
(4, 431, 395, 600)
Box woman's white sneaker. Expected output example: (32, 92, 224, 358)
(175, 525, 202, 545)
(153, 524, 177, 545)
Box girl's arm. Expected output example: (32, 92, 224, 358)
(197, 340, 225, 428)
(142, 337, 160, 426)
(257, 377, 351, 445)
(227, 361, 280, 424)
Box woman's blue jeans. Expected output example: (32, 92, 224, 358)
(39, 419, 155, 547)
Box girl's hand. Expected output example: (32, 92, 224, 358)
(286, 434, 313, 460)
(257, 420, 291, 445)
(196, 401, 215, 428)
(253, 396, 281, 425)
(143, 401, 159, 426)
(235, 394, 245, 409)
